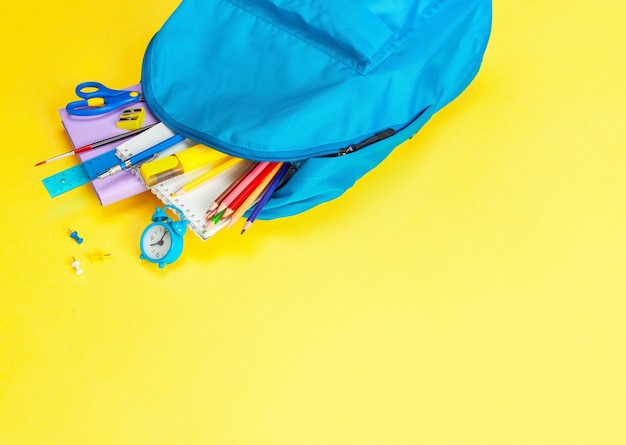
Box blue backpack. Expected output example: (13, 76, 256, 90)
(141, 0, 492, 219)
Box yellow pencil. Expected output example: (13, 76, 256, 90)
(226, 162, 283, 227)
(171, 156, 243, 196)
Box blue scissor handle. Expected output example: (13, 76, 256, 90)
(66, 81, 142, 116)
(74, 81, 122, 99)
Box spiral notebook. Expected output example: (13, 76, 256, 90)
(116, 123, 252, 240)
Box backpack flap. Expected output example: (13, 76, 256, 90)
(142, 0, 492, 219)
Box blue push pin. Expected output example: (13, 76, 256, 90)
(68, 228, 84, 244)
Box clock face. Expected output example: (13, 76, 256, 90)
(141, 224, 172, 260)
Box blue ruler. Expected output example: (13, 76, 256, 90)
(42, 149, 122, 198)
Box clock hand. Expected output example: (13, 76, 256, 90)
(150, 230, 169, 246)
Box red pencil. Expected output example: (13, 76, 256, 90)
(205, 162, 257, 219)
(222, 162, 280, 218)
(214, 161, 270, 215)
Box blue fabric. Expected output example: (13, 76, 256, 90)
(142, 0, 492, 219)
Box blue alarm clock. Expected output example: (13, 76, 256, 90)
(140, 205, 189, 268)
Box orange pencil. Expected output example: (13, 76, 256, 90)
(226, 162, 283, 226)
(223, 162, 280, 218)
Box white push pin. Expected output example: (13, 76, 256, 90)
(71, 256, 84, 276)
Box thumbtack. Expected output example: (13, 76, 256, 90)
(71, 257, 84, 276)
(68, 228, 83, 244)
(89, 251, 113, 262)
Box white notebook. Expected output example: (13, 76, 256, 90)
(116, 123, 251, 240)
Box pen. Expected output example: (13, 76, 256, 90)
(97, 133, 185, 179)
(34, 123, 158, 166)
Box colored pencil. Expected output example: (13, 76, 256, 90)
(171, 156, 242, 196)
(204, 209, 226, 231)
(214, 161, 270, 214)
(202, 213, 230, 238)
(205, 162, 257, 219)
(227, 162, 283, 228)
(223, 162, 280, 218)
(241, 162, 291, 234)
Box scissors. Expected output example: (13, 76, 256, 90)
(66, 81, 143, 116)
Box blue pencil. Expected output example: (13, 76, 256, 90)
(241, 163, 291, 234)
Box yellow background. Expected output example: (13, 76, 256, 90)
(1, 1, 625, 444)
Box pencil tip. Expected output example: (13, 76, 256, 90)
(34, 161, 45, 166)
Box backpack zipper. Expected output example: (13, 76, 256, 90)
(334, 128, 397, 156)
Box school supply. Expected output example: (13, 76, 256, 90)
(56, 84, 160, 205)
(226, 162, 284, 229)
(141, 159, 253, 240)
(139, 144, 232, 186)
(212, 162, 270, 215)
(35, 123, 157, 166)
(66, 81, 143, 116)
(42, 123, 173, 199)
(71, 257, 84, 276)
(42, 148, 136, 198)
(171, 156, 244, 197)
(117, 107, 146, 130)
(89, 251, 112, 262)
(141, 0, 492, 219)
(241, 162, 291, 234)
(205, 162, 257, 218)
(139, 205, 188, 268)
(221, 162, 280, 219)
(43, 121, 189, 200)
(97, 133, 185, 179)
(67, 228, 83, 244)
(118, 124, 254, 240)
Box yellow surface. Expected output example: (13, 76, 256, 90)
(1, 1, 625, 444)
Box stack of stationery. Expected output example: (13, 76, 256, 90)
(120, 124, 252, 240)
(57, 84, 159, 205)
(125, 128, 291, 239)
(53, 83, 290, 239)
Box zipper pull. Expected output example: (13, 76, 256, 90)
(337, 144, 358, 156)
(336, 128, 396, 156)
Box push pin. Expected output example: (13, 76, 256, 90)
(68, 228, 83, 244)
(71, 257, 84, 276)
(89, 251, 113, 262)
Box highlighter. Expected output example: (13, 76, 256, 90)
(140, 144, 232, 186)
